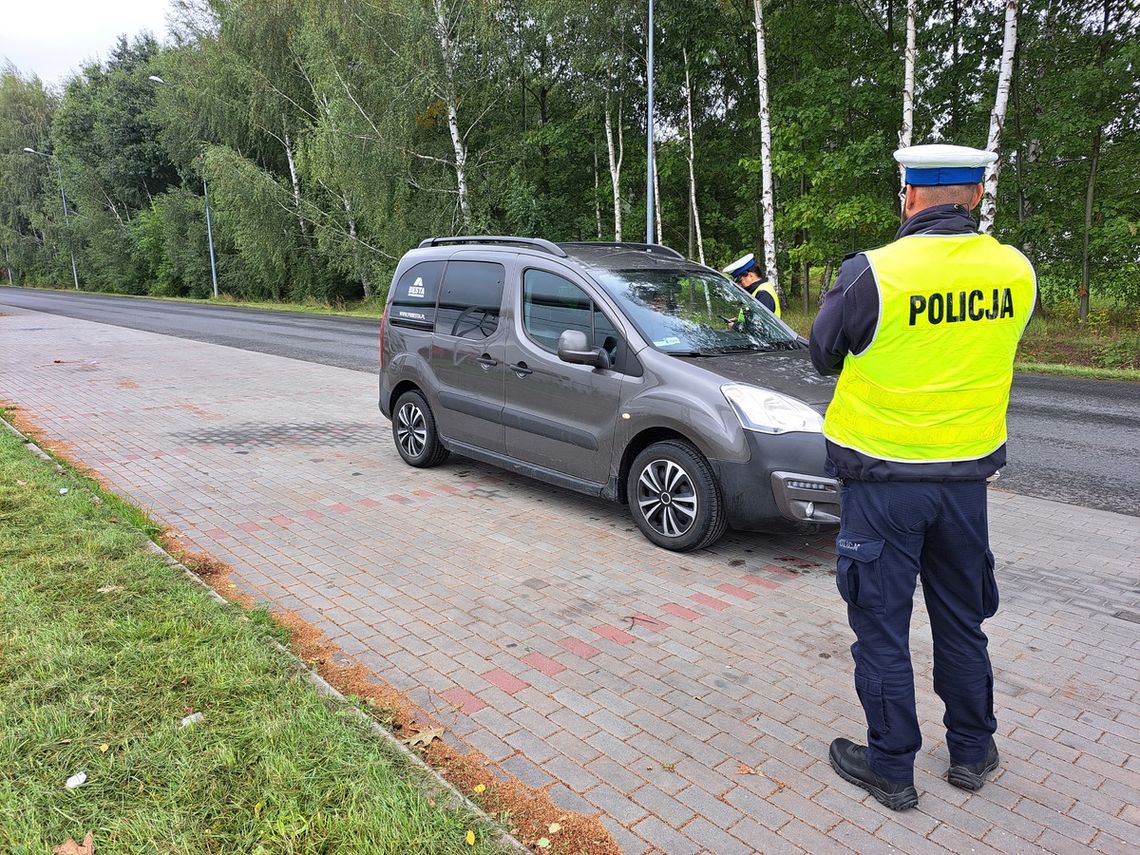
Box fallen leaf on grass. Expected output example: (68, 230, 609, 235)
(465, 830, 475, 846)
(96, 586, 124, 594)
(399, 726, 444, 748)
(536, 839, 551, 849)
(52, 831, 94, 855)
(548, 822, 561, 833)
(472, 783, 486, 794)
(16, 479, 28, 486)
(98, 744, 109, 754)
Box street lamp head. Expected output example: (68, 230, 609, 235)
(148, 75, 166, 84)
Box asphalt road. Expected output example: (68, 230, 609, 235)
(3, 286, 1138, 517)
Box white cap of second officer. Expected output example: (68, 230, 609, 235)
(723, 253, 758, 280)
(894, 144, 997, 186)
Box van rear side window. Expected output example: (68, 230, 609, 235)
(389, 261, 445, 330)
(435, 261, 505, 339)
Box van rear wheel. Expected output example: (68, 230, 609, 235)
(627, 440, 727, 552)
(392, 390, 449, 467)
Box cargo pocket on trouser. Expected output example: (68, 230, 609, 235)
(855, 672, 889, 738)
(981, 549, 999, 618)
(835, 533, 886, 614)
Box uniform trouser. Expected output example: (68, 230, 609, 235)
(835, 479, 999, 784)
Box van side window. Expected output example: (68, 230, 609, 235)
(389, 261, 444, 331)
(522, 269, 626, 370)
(435, 261, 505, 339)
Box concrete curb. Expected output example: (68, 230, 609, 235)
(1, 414, 528, 854)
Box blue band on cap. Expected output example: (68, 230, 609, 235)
(905, 166, 986, 186)
(731, 258, 757, 277)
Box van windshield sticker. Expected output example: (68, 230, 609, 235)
(654, 336, 681, 347)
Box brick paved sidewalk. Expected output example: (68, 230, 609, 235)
(3, 306, 1138, 854)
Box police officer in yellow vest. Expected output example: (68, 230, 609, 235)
(810, 144, 1035, 811)
(723, 253, 781, 318)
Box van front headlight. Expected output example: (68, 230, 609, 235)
(721, 383, 824, 435)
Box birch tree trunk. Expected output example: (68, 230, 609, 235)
(282, 124, 309, 244)
(683, 48, 706, 266)
(431, 0, 472, 231)
(751, 0, 779, 294)
(899, 0, 917, 205)
(979, 0, 1019, 234)
(593, 146, 603, 239)
(604, 95, 623, 241)
(343, 193, 371, 299)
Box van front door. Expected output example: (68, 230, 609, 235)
(504, 267, 625, 487)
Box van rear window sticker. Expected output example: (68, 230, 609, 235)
(408, 277, 426, 298)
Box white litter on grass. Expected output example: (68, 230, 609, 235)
(180, 712, 204, 728)
(58, 488, 69, 495)
(65, 771, 87, 789)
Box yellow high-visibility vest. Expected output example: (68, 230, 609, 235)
(751, 279, 781, 318)
(823, 233, 1035, 463)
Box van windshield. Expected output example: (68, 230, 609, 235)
(595, 268, 802, 355)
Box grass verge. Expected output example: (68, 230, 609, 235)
(0, 421, 507, 854)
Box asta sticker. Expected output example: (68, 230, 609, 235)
(408, 276, 426, 298)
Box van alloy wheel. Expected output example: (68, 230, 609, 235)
(626, 440, 727, 552)
(391, 389, 449, 468)
(396, 401, 427, 458)
(637, 459, 698, 538)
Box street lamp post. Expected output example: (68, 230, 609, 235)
(148, 75, 219, 298)
(645, 0, 656, 245)
(23, 147, 79, 289)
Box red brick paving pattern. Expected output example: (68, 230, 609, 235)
(3, 306, 1139, 854)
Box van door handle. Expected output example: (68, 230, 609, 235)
(509, 361, 533, 377)
(476, 354, 498, 369)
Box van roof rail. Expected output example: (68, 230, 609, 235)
(418, 235, 568, 257)
(561, 241, 686, 260)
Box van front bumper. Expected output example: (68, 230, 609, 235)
(708, 431, 840, 532)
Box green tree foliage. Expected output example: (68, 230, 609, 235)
(0, 0, 1135, 314)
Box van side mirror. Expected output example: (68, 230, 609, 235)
(557, 330, 611, 370)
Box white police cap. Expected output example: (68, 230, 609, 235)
(723, 253, 758, 278)
(894, 144, 997, 186)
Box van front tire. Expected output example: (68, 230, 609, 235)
(392, 390, 449, 467)
(627, 440, 727, 552)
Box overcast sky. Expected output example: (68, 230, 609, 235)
(1, 0, 175, 87)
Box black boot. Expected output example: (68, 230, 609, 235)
(948, 739, 999, 791)
(829, 738, 919, 811)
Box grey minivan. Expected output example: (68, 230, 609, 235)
(379, 236, 839, 551)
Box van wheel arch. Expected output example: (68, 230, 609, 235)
(389, 380, 423, 416)
(619, 427, 708, 505)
